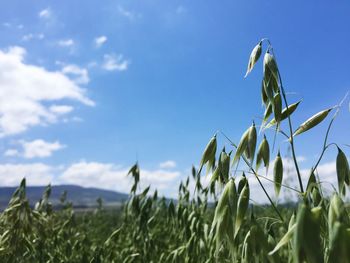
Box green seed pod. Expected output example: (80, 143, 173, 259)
(293, 203, 324, 263)
(256, 135, 270, 173)
(233, 127, 250, 165)
(269, 224, 296, 255)
(219, 149, 230, 184)
(261, 80, 269, 107)
(273, 151, 283, 198)
(245, 123, 257, 162)
(245, 41, 262, 78)
(336, 147, 350, 194)
(266, 101, 301, 129)
(311, 187, 322, 206)
(328, 194, 345, 231)
(235, 181, 250, 237)
(263, 51, 279, 82)
(306, 168, 316, 194)
(293, 108, 332, 137)
(199, 135, 217, 174)
(328, 222, 348, 263)
(288, 212, 296, 230)
(211, 179, 237, 249)
(262, 102, 273, 126)
(263, 70, 275, 103)
(210, 165, 220, 185)
(191, 165, 196, 179)
(272, 93, 282, 124)
(237, 173, 247, 194)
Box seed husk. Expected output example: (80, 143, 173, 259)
(235, 181, 250, 237)
(245, 123, 257, 162)
(199, 135, 217, 174)
(265, 101, 301, 129)
(273, 151, 283, 198)
(272, 93, 282, 124)
(245, 41, 262, 78)
(293, 108, 332, 137)
(336, 147, 350, 193)
(263, 52, 279, 82)
(233, 128, 250, 165)
(256, 135, 270, 173)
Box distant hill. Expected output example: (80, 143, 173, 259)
(0, 185, 129, 210)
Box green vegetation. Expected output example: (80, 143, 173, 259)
(0, 39, 349, 262)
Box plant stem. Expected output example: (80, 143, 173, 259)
(277, 70, 304, 193)
(238, 170, 302, 194)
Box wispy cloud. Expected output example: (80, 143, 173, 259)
(102, 54, 130, 71)
(39, 8, 51, 19)
(5, 140, 65, 159)
(94, 36, 107, 48)
(61, 64, 90, 84)
(58, 39, 74, 47)
(0, 46, 93, 137)
(117, 6, 139, 20)
(159, 160, 177, 169)
(49, 105, 74, 115)
(22, 33, 45, 42)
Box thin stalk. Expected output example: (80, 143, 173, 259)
(238, 170, 302, 194)
(277, 70, 304, 193)
(220, 131, 284, 222)
(311, 92, 348, 176)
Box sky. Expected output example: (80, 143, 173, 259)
(0, 0, 350, 202)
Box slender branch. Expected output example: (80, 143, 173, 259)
(220, 131, 284, 222)
(310, 93, 348, 178)
(277, 70, 304, 193)
(264, 38, 304, 193)
(237, 170, 302, 194)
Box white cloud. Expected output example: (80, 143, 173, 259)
(61, 64, 90, 84)
(49, 105, 74, 115)
(58, 39, 74, 47)
(0, 46, 94, 136)
(39, 8, 51, 19)
(4, 149, 19, 157)
(159, 160, 177, 169)
(117, 6, 136, 20)
(94, 36, 107, 48)
(0, 163, 53, 186)
(5, 140, 65, 159)
(58, 161, 181, 193)
(22, 33, 45, 41)
(102, 54, 130, 71)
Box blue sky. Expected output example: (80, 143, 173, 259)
(0, 0, 349, 201)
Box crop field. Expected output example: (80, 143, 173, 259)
(0, 40, 349, 263)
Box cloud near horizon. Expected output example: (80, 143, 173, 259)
(0, 157, 343, 202)
(0, 161, 182, 196)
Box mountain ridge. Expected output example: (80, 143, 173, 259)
(0, 184, 129, 210)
